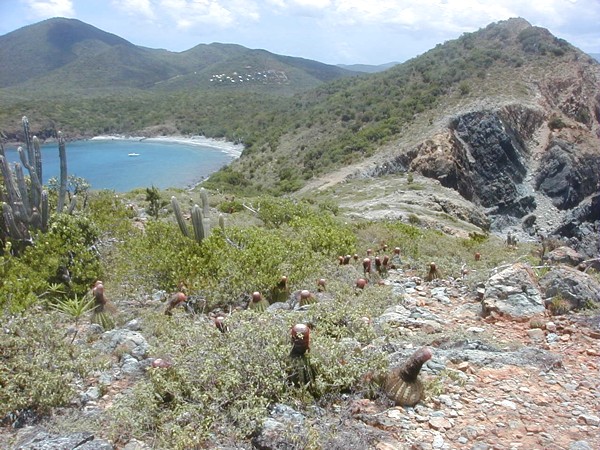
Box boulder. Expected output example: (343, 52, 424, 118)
(94, 329, 149, 361)
(251, 404, 306, 450)
(539, 265, 600, 310)
(14, 429, 113, 450)
(544, 246, 585, 267)
(552, 193, 600, 258)
(375, 305, 446, 334)
(482, 263, 544, 319)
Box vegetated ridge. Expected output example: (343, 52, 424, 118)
(0, 17, 358, 94)
(1, 17, 599, 254)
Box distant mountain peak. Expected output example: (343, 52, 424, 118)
(41, 17, 132, 50)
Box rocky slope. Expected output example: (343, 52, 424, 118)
(2, 251, 599, 450)
(296, 19, 600, 256)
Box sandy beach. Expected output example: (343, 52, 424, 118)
(89, 134, 243, 158)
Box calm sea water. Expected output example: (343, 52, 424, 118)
(2, 137, 240, 192)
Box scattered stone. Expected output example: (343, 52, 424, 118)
(577, 414, 600, 427)
(122, 439, 152, 450)
(525, 423, 543, 433)
(94, 329, 149, 361)
(431, 433, 445, 448)
(569, 441, 593, 450)
(14, 429, 113, 450)
(527, 328, 546, 342)
(80, 386, 101, 404)
(467, 327, 485, 333)
(429, 417, 452, 430)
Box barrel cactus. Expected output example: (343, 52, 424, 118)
(288, 323, 316, 388)
(383, 347, 433, 407)
(248, 291, 269, 312)
(299, 289, 316, 307)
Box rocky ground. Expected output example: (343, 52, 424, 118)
(2, 252, 599, 450)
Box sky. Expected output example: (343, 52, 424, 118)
(0, 0, 599, 65)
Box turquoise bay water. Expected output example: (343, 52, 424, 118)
(3, 137, 240, 192)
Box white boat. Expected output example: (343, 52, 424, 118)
(128, 152, 140, 157)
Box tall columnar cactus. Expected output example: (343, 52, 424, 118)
(0, 116, 68, 243)
(191, 204, 206, 242)
(171, 196, 190, 238)
(0, 149, 48, 242)
(57, 131, 68, 213)
(172, 191, 221, 244)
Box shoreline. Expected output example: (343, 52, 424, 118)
(4, 134, 243, 193)
(88, 134, 244, 158)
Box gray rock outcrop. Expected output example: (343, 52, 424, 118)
(535, 139, 600, 210)
(14, 429, 113, 450)
(482, 263, 544, 319)
(539, 265, 600, 310)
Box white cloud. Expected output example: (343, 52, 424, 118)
(262, 0, 599, 37)
(111, 0, 155, 20)
(22, 0, 74, 18)
(156, 0, 259, 29)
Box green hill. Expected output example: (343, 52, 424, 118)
(0, 18, 358, 94)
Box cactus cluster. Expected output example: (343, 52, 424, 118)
(0, 117, 56, 243)
(172, 188, 224, 244)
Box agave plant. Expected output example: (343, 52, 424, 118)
(50, 293, 96, 344)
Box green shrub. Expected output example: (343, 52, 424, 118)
(548, 116, 566, 130)
(0, 312, 106, 421)
(1, 213, 102, 312)
(106, 284, 391, 448)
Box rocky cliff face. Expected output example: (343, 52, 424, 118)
(535, 138, 600, 210)
(368, 50, 600, 252)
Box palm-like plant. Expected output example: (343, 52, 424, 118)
(50, 293, 96, 344)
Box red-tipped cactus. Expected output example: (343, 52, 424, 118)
(288, 323, 316, 388)
(290, 323, 311, 357)
(390, 247, 402, 269)
(151, 358, 173, 369)
(299, 289, 316, 307)
(91, 281, 116, 329)
(270, 275, 289, 303)
(375, 256, 382, 272)
(214, 315, 228, 333)
(164, 291, 187, 316)
(384, 347, 433, 407)
(362, 257, 371, 274)
(356, 278, 368, 290)
(316, 278, 327, 292)
(425, 262, 441, 282)
(248, 291, 269, 312)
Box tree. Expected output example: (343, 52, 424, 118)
(145, 185, 166, 219)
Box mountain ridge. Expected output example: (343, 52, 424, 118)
(0, 17, 359, 93)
